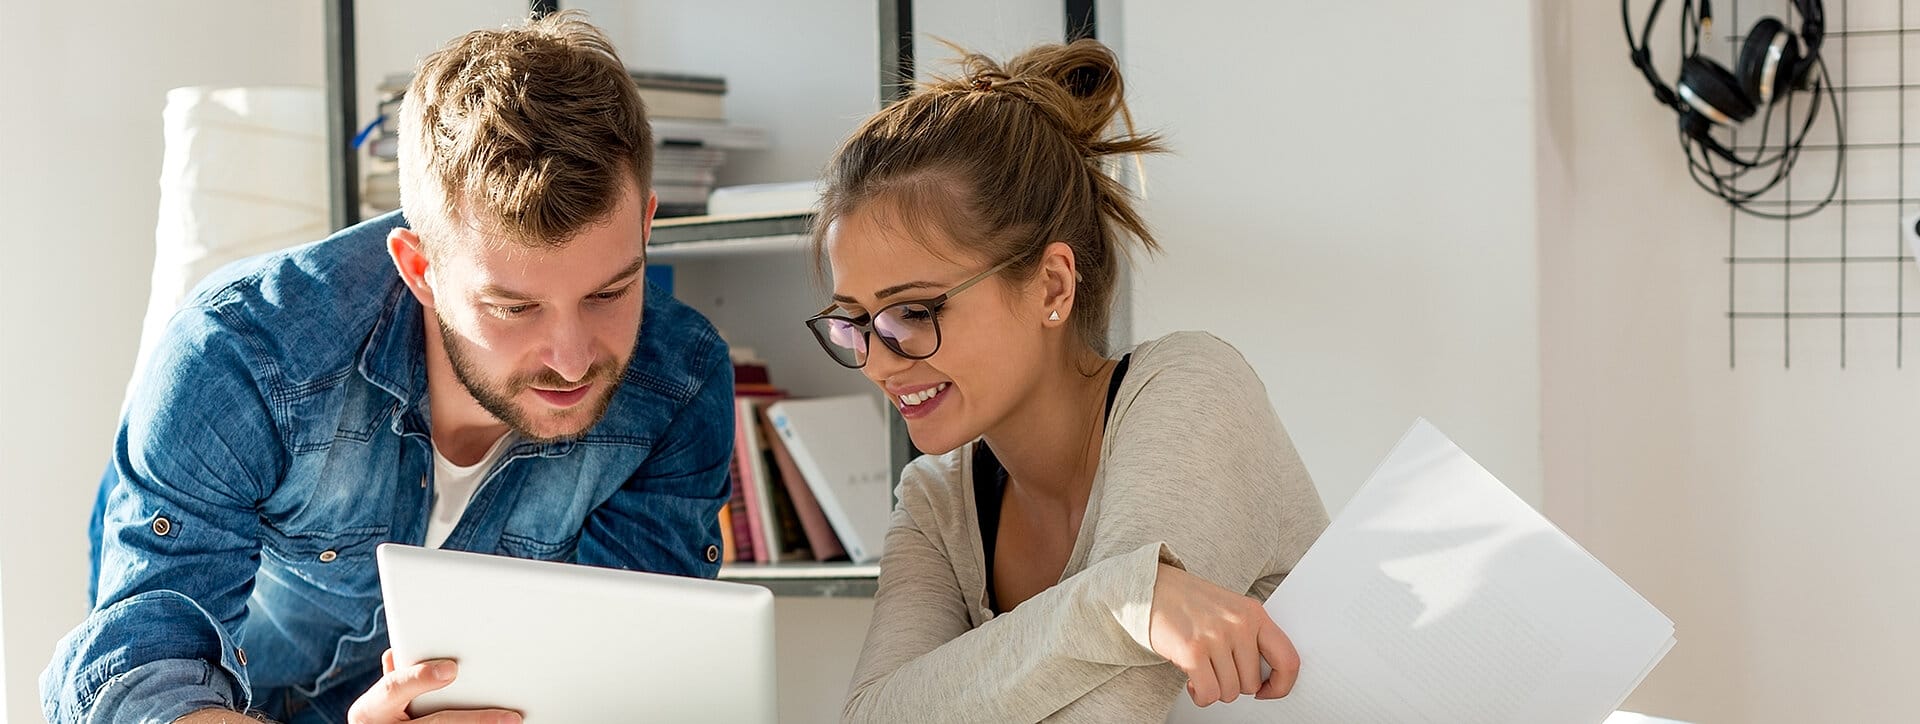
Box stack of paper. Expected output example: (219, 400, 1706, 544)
(1170, 420, 1675, 724)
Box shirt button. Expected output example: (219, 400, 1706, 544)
(704, 545, 720, 563)
(319, 550, 339, 563)
(235, 647, 249, 666)
(151, 516, 172, 537)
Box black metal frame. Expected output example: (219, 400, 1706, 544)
(1721, 0, 1920, 369)
(325, 0, 359, 231)
(1066, 0, 1097, 41)
(879, 0, 914, 103)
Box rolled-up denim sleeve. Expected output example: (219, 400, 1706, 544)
(43, 305, 278, 723)
(576, 335, 732, 579)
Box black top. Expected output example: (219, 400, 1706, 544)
(974, 354, 1131, 613)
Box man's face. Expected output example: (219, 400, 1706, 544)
(424, 180, 652, 442)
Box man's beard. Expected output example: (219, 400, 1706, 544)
(437, 316, 627, 442)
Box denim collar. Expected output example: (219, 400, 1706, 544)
(358, 282, 432, 437)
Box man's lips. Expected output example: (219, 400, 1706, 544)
(530, 383, 592, 408)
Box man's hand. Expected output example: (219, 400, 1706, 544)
(345, 650, 522, 724)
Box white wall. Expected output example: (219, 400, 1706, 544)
(1542, 0, 1920, 721)
(0, 563, 8, 722)
(1117, 0, 1546, 513)
(0, 3, 322, 722)
(913, 0, 1064, 81)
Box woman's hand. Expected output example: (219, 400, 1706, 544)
(1148, 563, 1300, 707)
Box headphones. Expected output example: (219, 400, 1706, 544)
(1624, 0, 1841, 219)
(1627, 0, 1825, 164)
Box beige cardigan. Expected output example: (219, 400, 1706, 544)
(843, 332, 1331, 723)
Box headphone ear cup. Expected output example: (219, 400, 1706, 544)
(1679, 56, 1757, 124)
(1777, 37, 1807, 95)
(1737, 17, 1800, 105)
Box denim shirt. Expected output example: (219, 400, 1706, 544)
(41, 212, 735, 724)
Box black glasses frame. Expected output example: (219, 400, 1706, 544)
(804, 257, 1019, 369)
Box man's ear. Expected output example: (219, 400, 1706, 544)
(640, 190, 659, 249)
(387, 227, 437, 310)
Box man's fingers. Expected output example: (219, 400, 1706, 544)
(415, 710, 522, 724)
(375, 660, 460, 715)
(382, 649, 396, 675)
(1255, 622, 1302, 699)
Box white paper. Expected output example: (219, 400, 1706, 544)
(1169, 420, 1675, 724)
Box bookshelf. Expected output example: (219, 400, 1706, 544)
(718, 561, 882, 598)
(653, 211, 896, 595)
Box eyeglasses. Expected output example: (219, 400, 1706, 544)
(804, 257, 1018, 369)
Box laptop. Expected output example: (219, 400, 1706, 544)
(376, 544, 777, 723)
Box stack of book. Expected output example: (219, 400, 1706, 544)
(359, 69, 767, 218)
(721, 349, 847, 564)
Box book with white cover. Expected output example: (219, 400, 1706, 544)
(1169, 419, 1675, 724)
(765, 395, 893, 563)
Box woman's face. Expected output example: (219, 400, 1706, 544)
(820, 203, 1055, 455)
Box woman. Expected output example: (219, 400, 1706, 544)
(806, 39, 1330, 722)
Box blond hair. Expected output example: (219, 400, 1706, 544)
(399, 10, 652, 247)
(813, 39, 1165, 354)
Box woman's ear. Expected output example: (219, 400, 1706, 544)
(387, 227, 438, 310)
(1038, 241, 1077, 327)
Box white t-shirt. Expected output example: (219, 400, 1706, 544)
(425, 433, 516, 548)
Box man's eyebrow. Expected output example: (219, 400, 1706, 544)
(477, 256, 647, 301)
(593, 256, 648, 291)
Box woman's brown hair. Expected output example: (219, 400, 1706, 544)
(812, 39, 1166, 354)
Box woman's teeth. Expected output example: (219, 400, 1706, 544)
(900, 382, 949, 407)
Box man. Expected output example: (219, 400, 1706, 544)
(42, 13, 734, 723)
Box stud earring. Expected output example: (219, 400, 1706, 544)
(1048, 310, 1061, 322)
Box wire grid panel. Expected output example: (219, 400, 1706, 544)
(1723, 0, 1920, 368)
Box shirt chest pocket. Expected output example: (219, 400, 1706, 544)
(259, 525, 389, 597)
(496, 525, 584, 562)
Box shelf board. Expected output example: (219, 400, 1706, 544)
(648, 232, 807, 261)
(719, 560, 880, 598)
(649, 211, 813, 261)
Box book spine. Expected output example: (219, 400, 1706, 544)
(760, 409, 846, 561)
(731, 400, 770, 561)
(725, 446, 755, 562)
